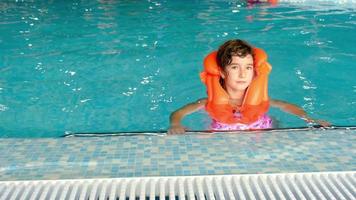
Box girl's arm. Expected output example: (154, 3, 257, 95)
(270, 99, 330, 127)
(168, 98, 207, 134)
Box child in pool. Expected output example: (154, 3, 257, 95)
(168, 39, 330, 134)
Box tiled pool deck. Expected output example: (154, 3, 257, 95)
(0, 129, 355, 181)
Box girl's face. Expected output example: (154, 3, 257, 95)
(220, 54, 254, 92)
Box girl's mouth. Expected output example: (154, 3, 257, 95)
(236, 81, 246, 84)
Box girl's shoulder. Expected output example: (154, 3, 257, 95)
(196, 98, 207, 105)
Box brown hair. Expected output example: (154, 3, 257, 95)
(216, 39, 253, 70)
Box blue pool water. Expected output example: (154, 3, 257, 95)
(1, 1, 355, 137)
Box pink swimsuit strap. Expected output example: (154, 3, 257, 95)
(211, 114, 272, 131)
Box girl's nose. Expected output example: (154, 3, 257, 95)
(238, 68, 245, 78)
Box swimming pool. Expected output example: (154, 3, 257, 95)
(0, 2, 355, 196)
(0, 1, 355, 138)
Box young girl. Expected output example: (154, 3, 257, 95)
(168, 39, 329, 134)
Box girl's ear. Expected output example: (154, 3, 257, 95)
(219, 70, 226, 79)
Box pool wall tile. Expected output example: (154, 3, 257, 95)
(0, 129, 355, 181)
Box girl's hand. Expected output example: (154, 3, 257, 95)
(314, 119, 332, 127)
(305, 118, 331, 127)
(167, 124, 187, 135)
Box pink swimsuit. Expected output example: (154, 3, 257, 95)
(211, 114, 272, 131)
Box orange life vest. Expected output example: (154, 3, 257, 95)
(200, 47, 272, 124)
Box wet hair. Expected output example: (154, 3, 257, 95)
(216, 39, 253, 70)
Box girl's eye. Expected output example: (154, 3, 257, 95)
(231, 66, 238, 69)
(246, 66, 253, 70)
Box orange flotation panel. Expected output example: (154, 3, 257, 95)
(200, 47, 272, 124)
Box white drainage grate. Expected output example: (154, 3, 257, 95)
(0, 171, 355, 200)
